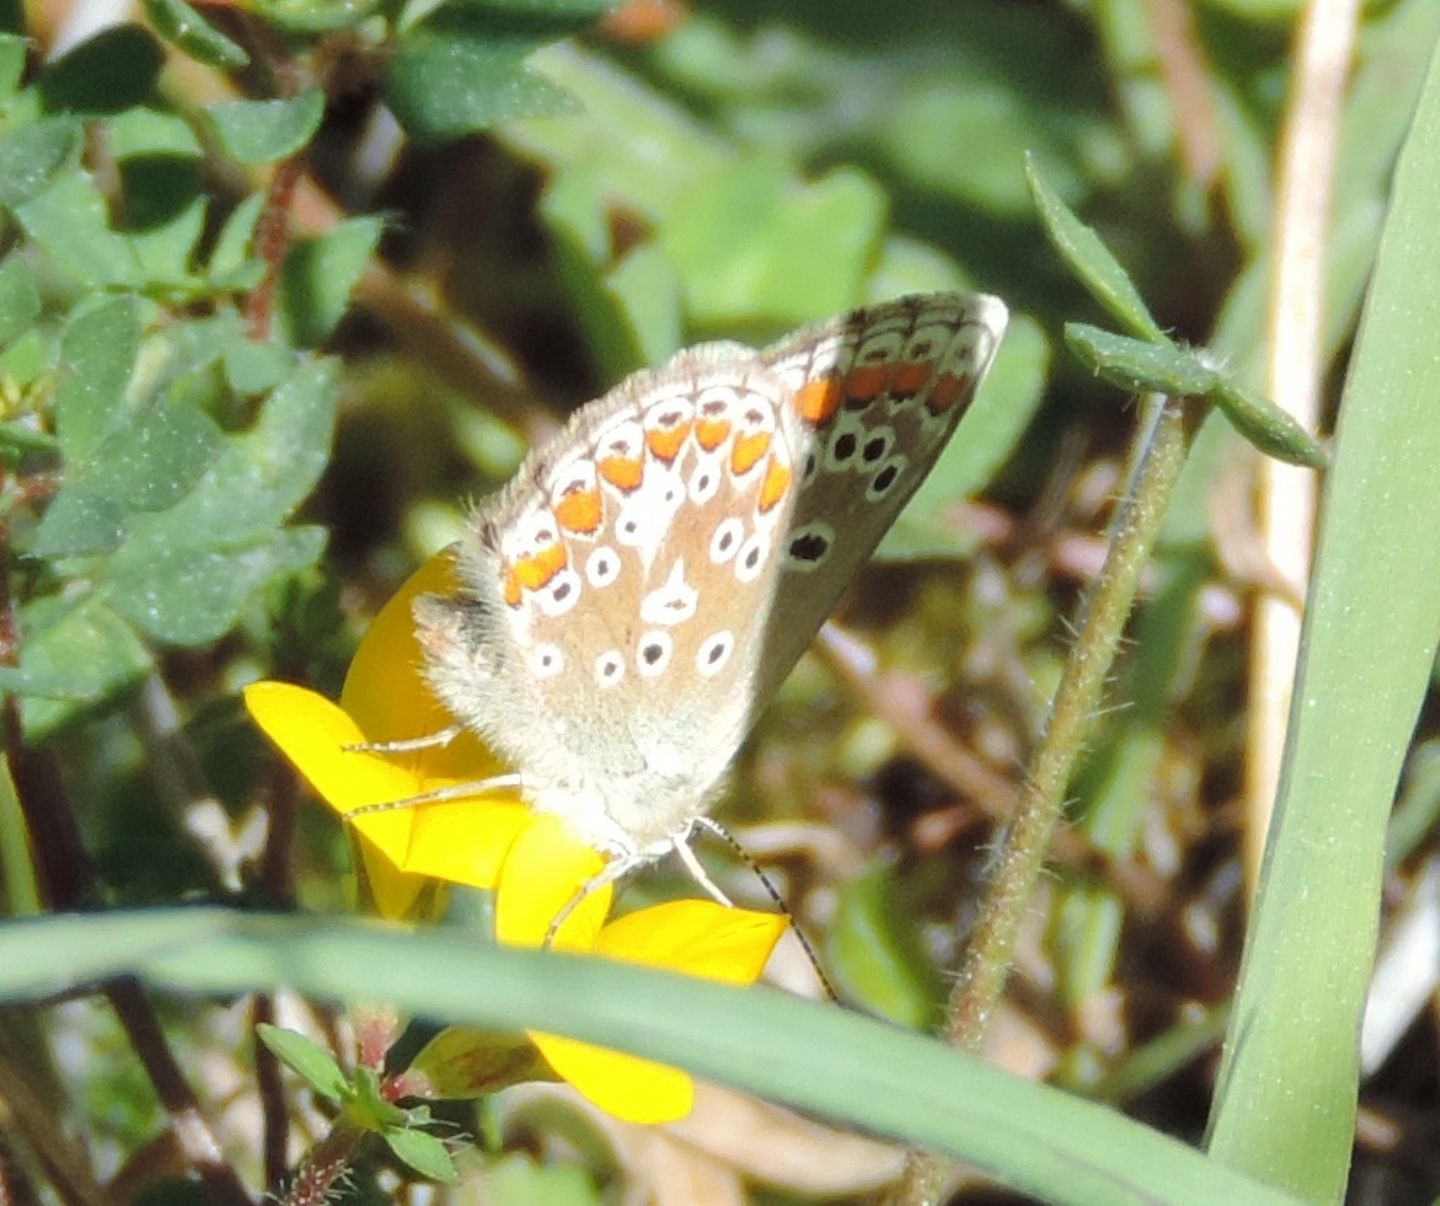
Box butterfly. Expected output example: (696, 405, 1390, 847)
(408, 292, 1008, 903)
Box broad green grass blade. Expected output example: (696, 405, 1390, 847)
(1205, 36, 1440, 1200)
(0, 909, 1298, 1206)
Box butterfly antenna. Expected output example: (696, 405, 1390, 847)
(693, 817, 841, 1006)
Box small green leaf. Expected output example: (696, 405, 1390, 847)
(204, 89, 326, 165)
(29, 487, 126, 557)
(0, 33, 28, 96)
(207, 194, 265, 284)
(1064, 323, 1219, 397)
(386, 29, 575, 143)
(0, 255, 40, 347)
(36, 25, 162, 116)
(223, 339, 294, 394)
(0, 329, 52, 389)
(246, 0, 382, 35)
(275, 217, 382, 347)
(1211, 380, 1329, 469)
(143, 0, 249, 69)
(108, 526, 327, 645)
(660, 159, 885, 327)
(12, 596, 152, 740)
(0, 420, 57, 456)
(14, 170, 140, 286)
(1025, 152, 1167, 344)
(0, 119, 81, 210)
(111, 109, 206, 283)
(383, 1128, 459, 1184)
(346, 1066, 409, 1129)
(54, 296, 141, 463)
(255, 1023, 348, 1102)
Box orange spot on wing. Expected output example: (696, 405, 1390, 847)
(555, 486, 603, 534)
(758, 457, 791, 513)
(926, 371, 972, 416)
(730, 430, 771, 476)
(504, 566, 523, 607)
(695, 417, 731, 452)
(514, 542, 567, 590)
(599, 455, 644, 492)
(843, 363, 889, 407)
(646, 420, 691, 463)
(794, 377, 841, 427)
(892, 359, 933, 398)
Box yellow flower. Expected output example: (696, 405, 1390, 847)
(244, 552, 787, 1123)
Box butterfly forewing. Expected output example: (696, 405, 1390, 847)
(757, 292, 1008, 701)
(424, 344, 802, 855)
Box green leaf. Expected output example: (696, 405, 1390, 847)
(0, 119, 81, 210)
(8, 596, 152, 739)
(346, 1065, 408, 1129)
(0, 329, 52, 391)
(1025, 152, 1167, 344)
(107, 525, 327, 645)
(110, 108, 206, 283)
(0, 255, 40, 347)
(275, 217, 382, 347)
(1206, 33, 1440, 1200)
(383, 1127, 459, 1184)
(255, 1023, 348, 1102)
(14, 170, 140, 287)
(385, 28, 576, 142)
(0, 420, 56, 456)
(142, 0, 249, 69)
(0, 32, 28, 96)
(29, 487, 126, 557)
(1064, 324, 1219, 396)
(245, 0, 382, 35)
(36, 25, 162, 116)
(207, 194, 265, 285)
(1209, 380, 1329, 470)
(53, 296, 141, 463)
(0, 910, 1299, 1206)
(661, 159, 886, 327)
(204, 89, 326, 165)
(95, 358, 338, 644)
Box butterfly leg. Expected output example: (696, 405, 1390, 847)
(344, 773, 525, 818)
(674, 835, 734, 909)
(343, 724, 465, 755)
(544, 852, 642, 948)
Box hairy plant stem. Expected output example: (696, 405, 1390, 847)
(890, 394, 1195, 1206)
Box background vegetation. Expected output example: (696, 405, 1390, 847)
(0, 0, 1436, 1202)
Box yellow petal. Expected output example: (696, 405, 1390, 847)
(243, 681, 420, 862)
(494, 815, 610, 952)
(595, 901, 787, 985)
(401, 798, 532, 889)
(529, 1031, 694, 1124)
(342, 552, 456, 741)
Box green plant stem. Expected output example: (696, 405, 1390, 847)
(891, 394, 1195, 1206)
